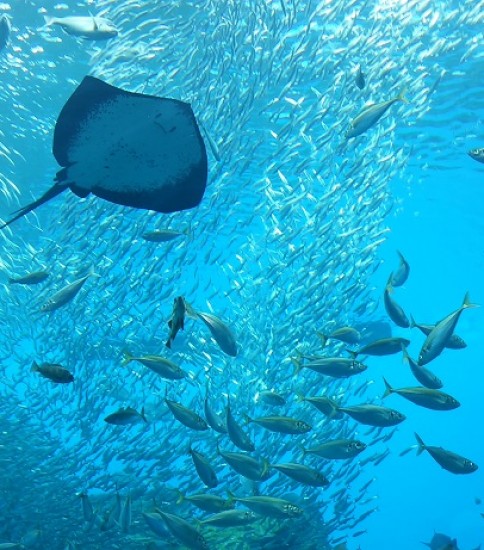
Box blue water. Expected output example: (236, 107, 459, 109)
(0, 0, 483, 548)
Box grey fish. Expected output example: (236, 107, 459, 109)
(272, 462, 329, 487)
(230, 495, 303, 519)
(418, 292, 477, 366)
(122, 351, 187, 380)
(390, 251, 410, 287)
(382, 377, 459, 410)
(296, 393, 342, 419)
(468, 148, 484, 164)
(40, 271, 95, 312)
(384, 276, 410, 328)
(141, 228, 189, 242)
(218, 447, 270, 481)
(353, 337, 410, 356)
(155, 509, 208, 550)
(414, 433, 478, 475)
(31, 361, 74, 384)
(302, 439, 366, 459)
(226, 402, 254, 451)
(204, 395, 227, 434)
(409, 316, 467, 350)
(338, 404, 406, 427)
(200, 510, 256, 528)
(346, 89, 408, 139)
(0, 76, 207, 228)
(8, 270, 49, 285)
(195, 310, 237, 357)
(422, 532, 459, 550)
(43, 15, 118, 40)
(0, 14, 10, 51)
(355, 65, 365, 89)
(188, 446, 218, 488)
(166, 296, 186, 349)
(104, 406, 146, 425)
(402, 345, 443, 390)
(294, 355, 367, 378)
(165, 398, 208, 431)
(257, 390, 286, 406)
(247, 415, 312, 435)
(318, 326, 361, 345)
(176, 492, 234, 513)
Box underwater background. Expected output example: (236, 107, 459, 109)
(0, 0, 483, 549)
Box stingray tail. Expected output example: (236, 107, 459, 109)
(0, 183, 68, 230)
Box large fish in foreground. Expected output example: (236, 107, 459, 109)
(1, 76, 207, 229)
(346, 89, 408, 139)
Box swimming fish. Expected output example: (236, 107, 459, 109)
(8, 270, 49, 285)
(188, 446, 218, 488)
(43, 15, 118, 40)
(0, 14, 10, 51)
(165, 398, 208, 431)
(166, 296, 186, 349)
(402, 345, 443, 390)
(40, 271, 94, 312)
(155, 509, 208, 550)
(141, 228, 189, 242)
(104, 407, 147, 425)
(353, 337, 410, 356)
(31, 361, 74, 383)
(409, 316, 467, 350)
(382, 378, 459, 410)
(413, 433, 478, 475)
(383, 276, 410, 328)
(355, 65, 365, 89)
(1, 76, 207, 229)
(390, 251, 410, 287)
(418, 292, 477, 366)
(346, 89, 408, 139)
(122, 351, 188, 380)
(187, 305, 237, 357)
(338, 404, 406, 427)
(271, 462, 329, 487)
(302, 439, 366, 459)
(468, 148, 484, 164)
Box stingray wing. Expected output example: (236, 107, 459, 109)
(55, 76, 207, 213)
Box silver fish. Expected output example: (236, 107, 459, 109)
(413, 433, 478, 474)
(338, 404, 406, 427)
(468, 148, 484, 164)
(8, 270, 49, 285)
(390, 251, 410, 287)
(40, 272, 95, 312)
(382, 377, 459, 410)
(302, 439, 366, 459)
(165, 398, 208, 431)
(104, 406, 146, 425)
(383, 276, 410, 328)
(43, 15, 118, 40)
(346, 89, 408, 139)
(418, 292, 477, 366)
(188, 446, 218, 488)
(272, 462, 329, 487)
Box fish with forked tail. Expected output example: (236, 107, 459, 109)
(166, 296, 186, 348)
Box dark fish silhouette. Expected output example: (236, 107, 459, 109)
(1, 76, 207, 229)
(0, 15, 10, 52)
(468, 148, 484, 164)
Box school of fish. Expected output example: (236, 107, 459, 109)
(0, 0, 482, 549)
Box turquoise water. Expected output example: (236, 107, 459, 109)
(0, 0, 483, 548)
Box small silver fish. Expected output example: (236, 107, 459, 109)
(9, 270, 49, 285)
(141, 228, 189, 242)
(40, 271, 95, 312)
(0, 14, 10, 51)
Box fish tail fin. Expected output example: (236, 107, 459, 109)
(31, 361, 39, 373)
(401, 343, 410, 363)
(463, 291, 479, 310)
(290, 355, 303, 376)
(242, 413, 252, 426)
(141, 406, 147, 423)
(316, 331, 328, 347)
(261, 458, 270, 478)
(397, 87, 409, 104)
(226, 489, 236, 502)
(175, 489, 185, 505)
(0, 183, 67, 230)
(43, 15, 55, 26)
(346, 349, 358, 359)
(165, 339, 171, 349)
(121, 350, 133, 366)
(414, 432, 426, 455)
(184, 300, 199, 319)
(295, 391, 305, 403)
(408, 315, 416, 329)
(382, 377, 393, 398)
(226, 490, 235, 506)
(298, 444, 307, 459)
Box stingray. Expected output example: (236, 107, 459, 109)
(1, 76, 207, 228)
